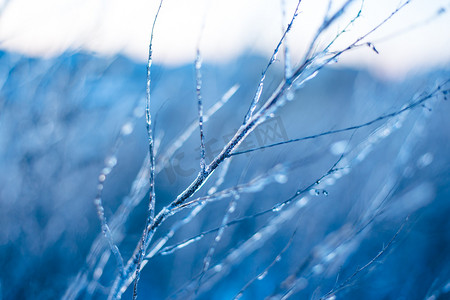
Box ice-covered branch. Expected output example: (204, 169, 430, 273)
(243, 0, 302, 124)
(132, 0, 164, 298)
(230, 82, 449, 156)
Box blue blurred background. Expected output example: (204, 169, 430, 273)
(0, 0, 450, 299)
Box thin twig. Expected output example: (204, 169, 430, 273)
(229, 83, 449, 157)
(234, 222, 300, 299)
(320, 218, 408, 300)
(195, 49, 206, 173)
(132, 0, 164, 298)
(243, 0, 302, 124)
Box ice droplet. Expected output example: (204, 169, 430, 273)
(325, 251, 335, 262)
(98, 174, 106, 182)
(380, 127, 391, 137)
(253, 232, 262, 241)
(257, 271, 268, 280)
(102, 167, 112, 175)
(213, 264, 223, 272)
(272, 203, 285, 212)
(105, 156, 117, 168)
(229, 204, 236, 214)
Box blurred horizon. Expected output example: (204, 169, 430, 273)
(0, 0, 449, 80)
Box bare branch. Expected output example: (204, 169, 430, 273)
(132, 0, 164, 298)
(243, 0, 302, 124)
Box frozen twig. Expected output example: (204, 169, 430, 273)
(69, 83, 240, 299)
(267, 85, 441, 298)
(234, 223, 299, 299)
(320, 218, 407, 300)
(195, 7, 208, 173)
(195, 193, 239, 295)
(146, 151, 237, 261)
(132, 0, 164, 298)
(88, 99, 145, 295)
(166, 156, 344, 298)
(243, 0, 302, 124)
(304, 0, 356, 61)
(281, 0, 293, 79)
(92, 116, 140, 278)
(322, 0, 364, 54)
(229, 81, 449, 156)
(94, 158, 124, 275)
(156, 84, 239, 173)
(195, 49, 207, 173)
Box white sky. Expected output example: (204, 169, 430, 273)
(0, 0, 449, 79)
